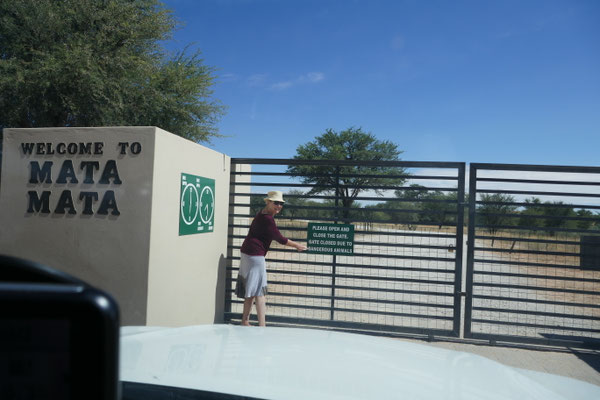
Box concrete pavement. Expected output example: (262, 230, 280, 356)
(400, 338, 600, 387)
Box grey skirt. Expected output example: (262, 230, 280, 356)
(235, 253, 268, 298)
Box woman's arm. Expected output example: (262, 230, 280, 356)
(263, 214, 307, 251)
(285, 239, 307, 252)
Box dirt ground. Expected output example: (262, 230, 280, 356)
(229, 218, 600, 343)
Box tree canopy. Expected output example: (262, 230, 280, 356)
(0, 0, 225, 142)
(287, 127, 406, 220)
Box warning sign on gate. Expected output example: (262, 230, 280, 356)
(179, 173, 215, 236)
(307, 222, 354, 255)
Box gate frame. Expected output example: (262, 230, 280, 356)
(226, 158, 466, 339)
(464, 163, 600, 350)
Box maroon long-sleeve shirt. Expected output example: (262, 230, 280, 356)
(240, 212, 288, 256)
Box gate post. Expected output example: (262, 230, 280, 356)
(452, 163, 466, 337)
(463, 164, 478, 338)
(330, 166, 341, 321)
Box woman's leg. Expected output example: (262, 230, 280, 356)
(242, 297, 254, 326)
(255, 295, 266, 327)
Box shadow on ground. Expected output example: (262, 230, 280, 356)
(573, 351, 600, 374)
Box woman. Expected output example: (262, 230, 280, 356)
(235, 190, 307, 326)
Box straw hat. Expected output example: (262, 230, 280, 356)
(264, 190, 285, 203)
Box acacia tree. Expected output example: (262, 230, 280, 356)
(576, 209, 597, 231)
(519, 197, 544, 229)
(477, 193, 518, 235)
(520, 198, 593, 232)
(0, 0, 224, 142)
(286, 127, 406, 221)
(395, 185, 461, 227)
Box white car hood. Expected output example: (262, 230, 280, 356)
(120, 324, 600, 400)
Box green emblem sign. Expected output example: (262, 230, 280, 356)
(307, 222, 354, 255)
(179, 173, 215, 235)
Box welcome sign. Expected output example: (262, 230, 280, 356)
(21, 140, 142, 216)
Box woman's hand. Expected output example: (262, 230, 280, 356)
(287, 240, 308, 252)
(295, 243, 308, 252)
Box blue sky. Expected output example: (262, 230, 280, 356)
(162, 0, 599, 167)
